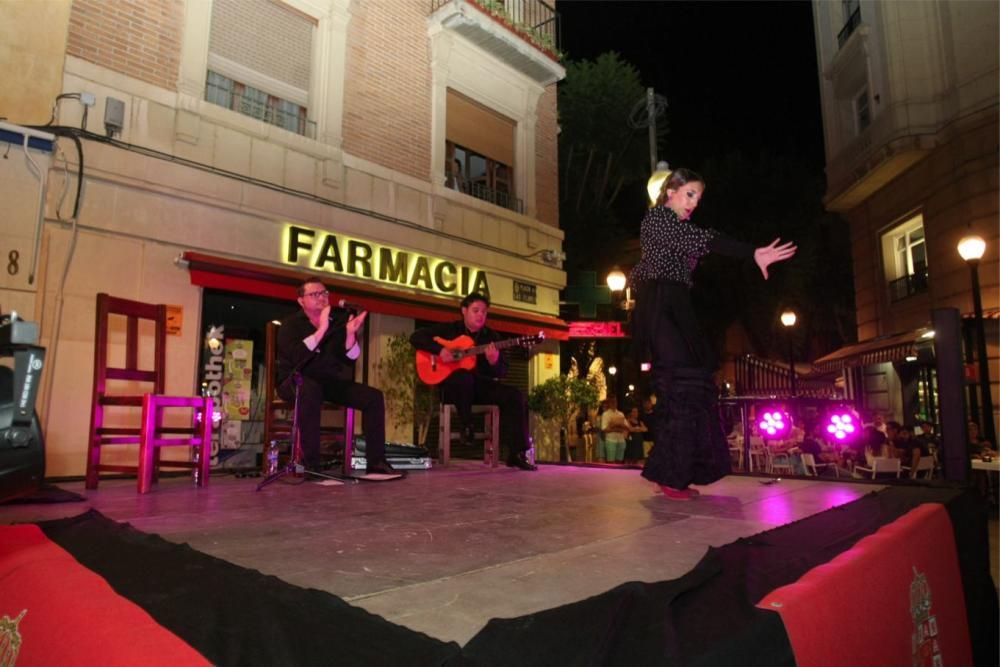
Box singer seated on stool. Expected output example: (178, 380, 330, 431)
(276, 280, 400, 477)
(410, 292, 536, 471)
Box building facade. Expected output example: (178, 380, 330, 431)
(811, 0, 998, 434)
(1, 0, 568, 476)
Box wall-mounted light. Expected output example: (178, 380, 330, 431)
(540, 249, 566, 266)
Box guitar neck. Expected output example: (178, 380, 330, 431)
(464, 336, 525, 357)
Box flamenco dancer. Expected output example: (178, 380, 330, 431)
(630, 168, 796, 500)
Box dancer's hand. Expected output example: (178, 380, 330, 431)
(754, 239, 797, 279)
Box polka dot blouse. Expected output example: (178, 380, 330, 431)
(630, 206, 753, 286)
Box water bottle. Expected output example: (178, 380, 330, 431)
(266, 440, 279, 475)
(192, 448, 201, 485)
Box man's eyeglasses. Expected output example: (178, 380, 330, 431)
(303, 290, 329, 299)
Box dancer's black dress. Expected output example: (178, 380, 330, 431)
(631, 205, 753, 490)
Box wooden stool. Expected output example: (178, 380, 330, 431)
(137, 395, 214, 494)
(439, 404, 500, 467)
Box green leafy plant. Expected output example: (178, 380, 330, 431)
(528, 375, 600, 460)
(376, 333, 437, 445)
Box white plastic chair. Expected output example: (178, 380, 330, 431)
(801, 452, 839, 478)
(902, 456, 935, 480)
(853, 456, 901, 479)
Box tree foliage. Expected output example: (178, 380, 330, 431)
(527, 375, 600, 432)
(558, 52, 664, 275)
(375, 333, 437, 445)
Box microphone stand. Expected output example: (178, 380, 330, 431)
(257, 318, 357, 491)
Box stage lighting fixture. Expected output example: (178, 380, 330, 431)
(826, 413, 857, 441)
(758, 410, 790, 438)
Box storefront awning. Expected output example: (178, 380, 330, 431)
(812, 326, 934, 373)
(181, 251, 569, 340)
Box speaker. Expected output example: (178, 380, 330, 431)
(0, 366, 45, 503)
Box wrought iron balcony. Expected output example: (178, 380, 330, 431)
(888, 269, 929, 303)
(458, 180, 524, 214)
(837, 6, 862, 49)
(430, 0, 564, 85)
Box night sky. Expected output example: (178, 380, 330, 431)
(558, 0, 825, 172)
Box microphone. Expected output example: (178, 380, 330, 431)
(336, 299, 365, 312)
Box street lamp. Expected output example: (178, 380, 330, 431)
(780, 309, 798, 398)
(606, 268, 627, 292)
(957, 234, 995, 446)
(606, 267, 634, 311)
(646, 161, 672, 205)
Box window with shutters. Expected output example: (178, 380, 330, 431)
(445, 89, 522, 214)
(205, 0, 315, 137)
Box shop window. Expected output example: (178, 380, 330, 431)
(882, 215, 929, 302)
(445, 89, 522, 214)
(205, 0, 315, 137)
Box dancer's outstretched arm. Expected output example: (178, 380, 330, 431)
(754, 239, 797, 279)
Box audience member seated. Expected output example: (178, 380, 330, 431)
(968, 420, 997, 459)
(894, 424, 929, 470)
(884, 420, 902, 458)
(915, 419, 939, 455)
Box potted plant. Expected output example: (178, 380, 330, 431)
(528, 375, 599, 462)
(376, 333, 437, 446)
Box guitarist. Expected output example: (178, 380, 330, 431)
(410, 293, 536, 471)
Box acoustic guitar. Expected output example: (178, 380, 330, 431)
(415, 332, 545, 385)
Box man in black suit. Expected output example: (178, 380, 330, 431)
(276, 279, 398, 476)
(410, 293, 535, 470)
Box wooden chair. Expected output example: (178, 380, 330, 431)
(262, 321, 355, 475)
(86, 293, 211, 492)
(438, 403, 500, 467)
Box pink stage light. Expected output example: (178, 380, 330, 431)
(826, 413, 857, 441)
(758, 409, 790, 438)
(640, 362, 651, 372)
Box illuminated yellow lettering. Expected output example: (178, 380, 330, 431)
(460, 266, 470, 294)
(348, 240, 373, 278)
(433, 261, 457, 292)
(378, 248, 408, 283)
(314, 234, 343, 272)
(286, 226, 314, 264)
(471, 271, 490, 298)
(409, 256, 433, 290)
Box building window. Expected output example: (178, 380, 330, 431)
(838, 0, 862, 48)
(882, 215, 929, 302)
(205, 0, 315, 137)
(206, 71, 310, 136)
(855, 88, 871, 133)
(445, 89, 522, 214)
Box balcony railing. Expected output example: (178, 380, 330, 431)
(431, 0, 560, 57)
(463, 180, 524, 214)
(888, 269, 929, 302)
(837, 6, 862, 49)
